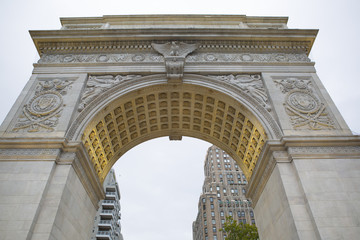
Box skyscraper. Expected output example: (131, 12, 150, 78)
(91, 169, 124, 240)
(193, 146, 256, 240)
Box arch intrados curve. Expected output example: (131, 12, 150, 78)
(67, 75, 282, 182)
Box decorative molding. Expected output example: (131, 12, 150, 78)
(0, 148, 60, 159)
(37, 52, 310, 64)
(208, 74, 271, 111)
(152, 41, 198, 82)
(187, 53, 310, 63)
(274, 77, 336, 130)
(78, 75, 142, 111)
(12, 78, 75, 132)
(288, 146, 360, 155)
(38, 53, 163, 64)
(36, 40, 311, 55)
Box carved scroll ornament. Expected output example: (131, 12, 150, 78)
(274, 77, 335, 130)
(13, 79, 74, 132)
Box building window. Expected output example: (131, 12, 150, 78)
(211, 204, 214, 209)
(202, 198, 206, 203)
(214, 236, 217, 240)
(220, 211, 224, 216)
(204, 213, 206, 218)
(212, 219, 216, 225)
(205, 227, 208, 234)
(213, 227, 216, 233)
(250, 211, 254, 217)
(204, 220, 207, 226)
(210, 197, 213, 202)
(229, 211, 233, 217)
(216, 186, 220, 191)
(221, 219, 225, 224)
(251, 219, 255, 224)
(241, 211, 245, 217)
(237, 211, 241, 217)
(242, 188, 246, 194)
(211, 212, 215, 217)
(217, 193, 221, 197)
(223, 189, 226, 193)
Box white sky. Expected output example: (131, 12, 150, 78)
(0, 0, 360, 239)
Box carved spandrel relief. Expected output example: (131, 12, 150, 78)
(78, 75, 142, 111)
(208, 74, 271, 111)
(274, 77, 335, 130)
(12, 79, 74, 133)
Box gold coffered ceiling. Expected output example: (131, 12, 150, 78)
(82, 83, 267, 182)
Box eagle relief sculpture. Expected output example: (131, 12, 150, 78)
(152, 41, 198, 82)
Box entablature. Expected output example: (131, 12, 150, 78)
(30, 15, 318, 56)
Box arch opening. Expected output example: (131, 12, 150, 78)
(80, 83, 268, 183)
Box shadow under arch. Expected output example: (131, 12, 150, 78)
(67, 74, 282, 183)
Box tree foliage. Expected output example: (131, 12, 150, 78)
(222, 216, 259, 240)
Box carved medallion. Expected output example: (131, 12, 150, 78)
(27, 91, 62, 116)
(96, 55, 110, 62)
(12, 79, 74, 132)
(274, 77, 335, 130)
(286, 90, 320, 113)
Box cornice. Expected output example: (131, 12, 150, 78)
(30, 29, 317, 56)
(60, 14, 289, 26)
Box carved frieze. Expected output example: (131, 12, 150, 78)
(274, 77, 335, 130)
(38, 52, 310, 64)
(288, 146, 360, 155)
(208, 74, 271, 111)
(38, 53, 163, 64)
(78, 75, 142, 111)
(12, 78, 74, 132)
(187, 53, 310, 63)
(0, 148, 61, 159)
(152, 41, 198, 82)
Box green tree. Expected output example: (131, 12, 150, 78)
(222, 216, 259, 240)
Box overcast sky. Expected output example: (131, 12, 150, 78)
(1, 0, 360, 239)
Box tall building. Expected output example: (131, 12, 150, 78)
(193, 146, 256, 240)
(91, 169, 124, 240)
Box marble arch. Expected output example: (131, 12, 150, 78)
(1, 15, 360, 240)
(68, 74, 281, 182)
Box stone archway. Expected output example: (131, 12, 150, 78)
(0, 15, 360, 240)
(69, 74, 280, 183)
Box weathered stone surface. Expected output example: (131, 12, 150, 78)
(0, 14, 359, 240)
